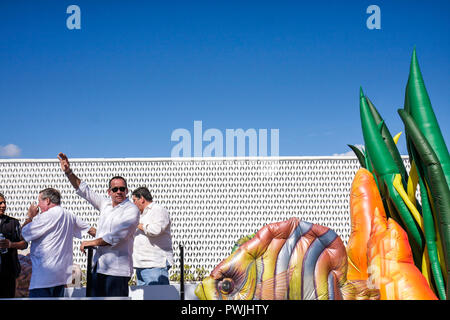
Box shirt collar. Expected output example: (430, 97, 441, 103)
(110, 197, 130, 208)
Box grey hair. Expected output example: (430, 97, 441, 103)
(39, 188, 61, 205)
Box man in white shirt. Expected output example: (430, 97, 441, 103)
(131, 187, 173, 285)
(58, 152, 140, 297)
(21, 188, 94, 298)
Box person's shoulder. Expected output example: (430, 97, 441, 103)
(48, 205, 64, 213)
(152, 202, 164, 209)
(3, 215, 20, 224)
(61, 206, 77, 217)
(44, 205, 63, 217)
(151, 203, 169, 214)
(123, 199, 140, 213)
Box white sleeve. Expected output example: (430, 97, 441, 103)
(76, 181, 106, 211)
(142, 206, 170, 237)
(72, 213, 91, 239)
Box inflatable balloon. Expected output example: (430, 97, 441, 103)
(352, 48, 449, 299)
(347, 167, 437, 299)
(347, 167, 386, 281)
(399, 48, 449, 299)
(367, 207, 438, 300)
(195, 48, 448, 301)
(195, 217, 379, 300)
(360, 87, 424, 267)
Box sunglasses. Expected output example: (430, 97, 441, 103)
(0, 201, 5, 205)
(111, 187, 126, 193)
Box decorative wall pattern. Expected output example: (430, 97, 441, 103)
(0, 156, 410, 277)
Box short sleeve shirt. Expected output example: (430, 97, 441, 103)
(0, 215, 25, 278)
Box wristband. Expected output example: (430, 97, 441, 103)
(65, 169, 73, 176)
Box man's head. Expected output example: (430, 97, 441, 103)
(107, 176, 129, 206)
(38, 188, 61, 213)
(0, 192, 6, 216)
(131, 187, 153, 213)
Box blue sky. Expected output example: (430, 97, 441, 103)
(1, 0, 449, 158)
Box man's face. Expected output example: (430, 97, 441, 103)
(37, 194, 51, 213)
(132, 195, 145, 213)
(0, 197, 6, 216)
(108, 178, 128, 206)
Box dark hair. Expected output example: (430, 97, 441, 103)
(132, 187, 153, 202)
(0, 192, 5, 200)
(108, 176, 128, 189)
(39, 188, 61, 205)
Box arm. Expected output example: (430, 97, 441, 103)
(21, 204, 55, 242)
(0, 239, 27, 250)
(21, 203, 39, 228)
(0, 218, 28, 250)
(58, 152, 81, 190)
(72, 213, 96, 239)
(59, 153, 105, 210)
(140, 206, 170, 237)
(0, 239, 28, 250)
(14, 219, 28, 250)
(80, 237, 110, 253)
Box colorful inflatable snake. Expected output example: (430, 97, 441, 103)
(195, 217, 379, 300)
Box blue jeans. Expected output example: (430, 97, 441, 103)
(29, 285, 65, 298)
(135, 264, 170, 285)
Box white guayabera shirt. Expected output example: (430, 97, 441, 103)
(76, 181, 140, 277)
(133, 202, 174, 269)
(22, 206, 90, 289)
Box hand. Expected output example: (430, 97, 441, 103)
(0, 238, 10, 249)
(27, 203, 39, 219)
(80, 241, 88, 254)
(88, 227, 97, 237)
(80, 239, 96, 253)
(57, 152, 71, 173)
(80, 238, 109, 253)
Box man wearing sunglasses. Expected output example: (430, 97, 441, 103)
(57, 152, 140, 297)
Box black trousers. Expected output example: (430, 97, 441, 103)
(0, 274, 16, 298)
(28, 285, 65, 298)
(91, 264, 130, 297)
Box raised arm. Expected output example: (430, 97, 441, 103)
(58, 152, 104, 211)
(58, 152, 81, 190)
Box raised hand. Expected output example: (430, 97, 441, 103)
(57, 152, 71, 173)
(27, 203, 39, 219)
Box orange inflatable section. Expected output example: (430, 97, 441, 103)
(347, 168, 386, 281)
(367, 208, 438, 300)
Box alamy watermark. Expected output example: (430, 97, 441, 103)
(171, 121, 279, 158)
(65, 5, 380, 31)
